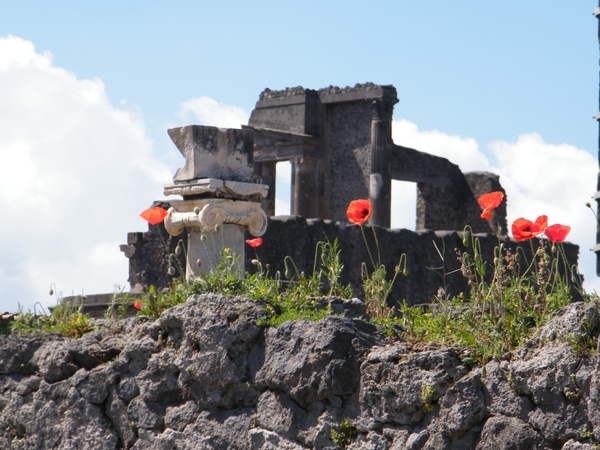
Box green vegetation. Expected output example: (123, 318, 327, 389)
(391, 229, 584, 364)
(12, 295, 91, 338)
(7, 217, 591, 378)
(421, 384, 436, 413)
(330, 418, 357, 449)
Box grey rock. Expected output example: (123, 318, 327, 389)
(562, 439, 598, 449)
(437, 371, 485, 438)
(405, 429, 429, 450)
(127, 397, 165, 430)
(475, 415, 549, 450)
(106, 386, 137, 449)
(358, 345, 469, 429)
(481, 360, 534, 421)
(164, 401, 199, 431)
(249, 428, 309, 450)
(256, 316, 384, 408)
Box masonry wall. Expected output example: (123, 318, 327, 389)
(123, 216, 581, 307)
(326, 101, 373, 223)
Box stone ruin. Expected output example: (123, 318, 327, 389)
(110, 83, 579, 316)
(247, 83, 505, 234)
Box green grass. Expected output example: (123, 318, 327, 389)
(385, 232, 581, 364)
(11, 298, 92, 338)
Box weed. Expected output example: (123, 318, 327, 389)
(330, 418, 357, 449)
(396, 230, 574, 364)
(421, 384, 436, 413)
(135, 282, 196, 320)
(12, 291, 92, 338)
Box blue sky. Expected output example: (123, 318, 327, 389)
(0, 1, 599, 311)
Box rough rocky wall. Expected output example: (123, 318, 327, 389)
(1, 294, 600, 449)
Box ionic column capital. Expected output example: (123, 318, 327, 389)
(164, 199, 267, 237)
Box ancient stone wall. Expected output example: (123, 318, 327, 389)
(123, 216, 581, 307)
(326, 101, 373, 223)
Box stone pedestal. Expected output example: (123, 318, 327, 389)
(163, 125, 268, 280)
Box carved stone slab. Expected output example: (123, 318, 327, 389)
(168, 125, 254, 183)
(163, 178, 268, 200)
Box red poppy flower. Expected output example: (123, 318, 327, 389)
(511, 215, 548, 242)
(346, 199, 372, 225)
(140, 206, 168, 225)
(544, 223, 571, 243)
(246, 237, 263, 248)
(478, 191, 504, 220)
(133, 301, 142, 310)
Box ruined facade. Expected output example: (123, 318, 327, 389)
(114, 83, 579, 310)
(248, 83, 505, 234)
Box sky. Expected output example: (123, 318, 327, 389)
(0, 1, 599, 312)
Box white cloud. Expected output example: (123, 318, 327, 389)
(0, 35, 172, 312)
(393, 119, 491, 172)
(178, 97, 250, 129)
(391, 118, 600, 294)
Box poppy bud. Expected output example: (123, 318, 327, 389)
(251, 259, 260, 266)
(49, 288, 54, 296)
(175, 243, 182, 255)
(462, 229, 471, 247)
(586, 202, 592, 208)
(572, 273, 579, 283)
(403, 268, 409, 276)
(196, 259, 202, 267)
(515, 253, 521, 262)
(551, 244, 557, 253)
(200, 234, 207, 242)
(285, 270, 291, 279)
(193, 207, 200, 214)
(167, 266, 176, 276)
(214, 224, 220, 232)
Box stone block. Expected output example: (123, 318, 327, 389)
(169, 125, 254, 183)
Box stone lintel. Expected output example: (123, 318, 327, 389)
(247, 126, 319, 163)
(164, 178, 268, 200)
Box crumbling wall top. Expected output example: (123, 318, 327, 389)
(258, 82, 398, 104)
(259, 86, 316, 100)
